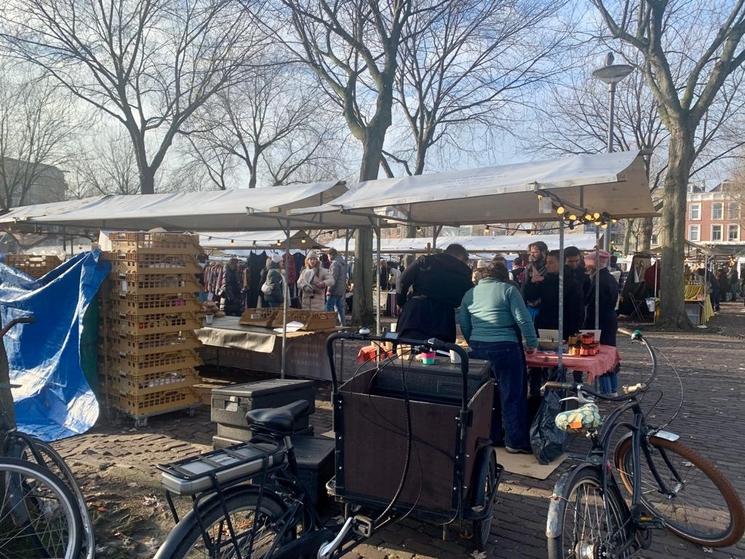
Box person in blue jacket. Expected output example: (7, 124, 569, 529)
(459, 260, 538, 454)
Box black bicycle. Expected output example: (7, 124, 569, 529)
(0, 315, 95, 559)
(154, 333, 497, 558)
(544, 329, 745, 558)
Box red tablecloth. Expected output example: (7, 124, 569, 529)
(525, 345, 620, 382)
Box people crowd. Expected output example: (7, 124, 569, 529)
(395, 241, 623, 455)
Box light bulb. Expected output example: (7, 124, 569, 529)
(568, 214, 577, 221)
(556, 206, 565, 215)
(593, 212, 601, 220)
(301, 239, 306, 244)
(584, 214, 593, 222)
(612, 219, 618, 224)
(485, 225, 490, 231)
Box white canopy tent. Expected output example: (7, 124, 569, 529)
(0, 181, 375, 232)
(292, 151, 656, 365)
(326, 233, 600, 255)
(290, 151, 654, 226)
(198, 230, 323, 250)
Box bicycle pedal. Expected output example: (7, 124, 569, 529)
(353, 515, 374, 538)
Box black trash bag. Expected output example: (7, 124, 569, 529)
(529, 368, 566, 464)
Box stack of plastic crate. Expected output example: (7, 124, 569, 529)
(99, 232, 203, 426)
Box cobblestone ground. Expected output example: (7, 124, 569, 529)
(54, 303, 745, 558)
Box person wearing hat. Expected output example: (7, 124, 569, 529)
(584, 249, 620, 395)
(298, 250, 334, 311)
(260, 254, 284, 308)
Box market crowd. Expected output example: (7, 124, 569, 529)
(394, 241, 620, 455)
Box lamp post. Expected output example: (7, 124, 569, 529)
(592, 52, 634, 250)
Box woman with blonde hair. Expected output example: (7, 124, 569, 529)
(297, 250, 334, 311)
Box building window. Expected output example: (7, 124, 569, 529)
(712, 224, 723, 241)
(728, 203, 741, 220)
(688, 224, 700, 241)
(728, 224, 740, 241)
(689, 203, 701, 220)
(712, 202, 723, 220)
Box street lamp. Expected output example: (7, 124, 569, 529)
(592, 52, 635, 152)
(593, 52, 634, 250)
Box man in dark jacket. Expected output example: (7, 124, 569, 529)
(396, 243, 473, 342)
(523, 250, 584, 339)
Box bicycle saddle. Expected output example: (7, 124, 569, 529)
(246, 400, 311, 434)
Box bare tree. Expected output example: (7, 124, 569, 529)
(388, 0, 566, 177)
(0, 65, 75, 210)
(277, 0, 456, 325)
(0, 0, 264, 194)
(182, 62, 341, 188)
(67, 130, 141, 198)
(591, 1, 745, 328)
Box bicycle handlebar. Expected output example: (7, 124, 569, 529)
(542, 328, 658, 403)
(0, 315, 34, 339)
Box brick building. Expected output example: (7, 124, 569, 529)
(685, 181, 744, 244)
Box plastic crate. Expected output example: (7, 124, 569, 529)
(103, 368, 200, 396)
(108, 388, 198, 418)
(108, 312, 201, 335)
(106, 293, 202, 316)
(106, 350, 200, 376)
(107, 332, 201, 356)
(108, 232, 200, 255)
(109, 275, 200, 296)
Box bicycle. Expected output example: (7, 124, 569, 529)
(544, 329, 745, 559)
(0, 314, 94, 559)
(154, 333, 496, 559)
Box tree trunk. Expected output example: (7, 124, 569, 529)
(640, 217, 654, 251)
(139, 166, 155, 195)
(351, 128, 385, 327)
(658, 128, 695, 329)
(623, 218, 634, 255)
(0, 318, 15, 429)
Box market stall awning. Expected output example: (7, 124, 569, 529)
(0, 181, 377, 232)
(326, 232, 600, 254)
(198, 230, 324, 250)
(290, 151, 654, 226)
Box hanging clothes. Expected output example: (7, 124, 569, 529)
(245, 252, 266, 308)
(223, 259, 244, 316)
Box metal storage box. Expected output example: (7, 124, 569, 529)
(211, 379, 316, 430)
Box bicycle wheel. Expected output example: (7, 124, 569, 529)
(153, 486, 294, 559)
(0, 457, 82, 559)
(471, 449, 498, 551)
(615, 435, 745, 547)
(5, 433, 95, 559)
(547, 465, 633, 559)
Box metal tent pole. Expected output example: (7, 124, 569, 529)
(558, 219, 565, 370)
(376, 221, 381, 335)
(281, 221, 291, 378)
(595, 229, 600, 330)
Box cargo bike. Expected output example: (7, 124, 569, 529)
(153, 331, 501, 558)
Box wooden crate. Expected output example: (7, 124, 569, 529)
(272, 309, 338, 331)
(108, 232, 200, 255)
(106, 293, 202, 316)
(106, 350, 202, 376)
(6, 254, 62, 278)
(108, 274, 200, 296)
(103, 368, 200, 396)
(107, 332, 201, 356)
(108, 312, 201, 336)
(239, 308, 278, 328)
(107, 388, 198, 419)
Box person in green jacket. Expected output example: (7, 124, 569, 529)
(459, 260, 538, 453)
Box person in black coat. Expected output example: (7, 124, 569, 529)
(584, 250, 620, 394)
(523, 250, 585, 340)
(396, 244, 473, 343)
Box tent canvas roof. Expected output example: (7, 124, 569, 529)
(0, 182, 375, 231)
(291, 151, 654, 226)
(326, 232, 600, 254)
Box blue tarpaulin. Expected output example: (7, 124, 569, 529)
(0, 251, 110, 441)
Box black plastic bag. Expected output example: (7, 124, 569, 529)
(529, 367, 566, 464)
